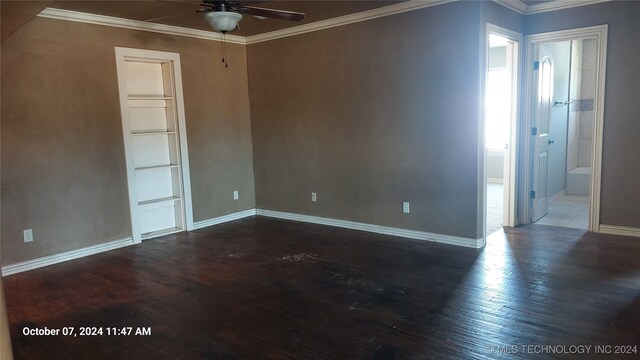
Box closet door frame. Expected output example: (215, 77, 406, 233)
(115, 47, 194, 244)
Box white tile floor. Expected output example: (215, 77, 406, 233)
(535, 194, 589, 229)
(486, 184, 589, 234)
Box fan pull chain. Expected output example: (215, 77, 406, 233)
(220, 33, 225, 65)
(220, 33, 229, 68)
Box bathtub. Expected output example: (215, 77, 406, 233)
(566, 167, 591, 196)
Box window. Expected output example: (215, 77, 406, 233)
(485, 68, 511, 150)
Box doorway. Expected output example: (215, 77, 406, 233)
(521, 26, 608, 232)
(484, 25, 520, 237)
(115, 47, 194, 243)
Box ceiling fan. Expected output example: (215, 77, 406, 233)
(149, 0, 306, 33)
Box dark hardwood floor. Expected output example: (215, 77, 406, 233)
(4, 217, 640, 359)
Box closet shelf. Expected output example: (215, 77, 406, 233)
(139, 196, 181, 206)
(128, 95, 173, 100)
(135, 164, 178, 171)
(131, 130, 176, 136)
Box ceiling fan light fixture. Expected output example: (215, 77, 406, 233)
(204, 11, 242, 33)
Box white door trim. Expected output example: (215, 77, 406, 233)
(482, 23, 522, 239)
(521, 25, 608, 232)
(114, 47, 194, 243)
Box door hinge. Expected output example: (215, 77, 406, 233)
(531, 127, 538, 136)
(533, 61, 540, 70)
(530, 190, 536, 199)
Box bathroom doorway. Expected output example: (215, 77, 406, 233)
(484, 24, 520, 237)
(521, 26, 607, 231)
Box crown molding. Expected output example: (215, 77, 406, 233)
(525, 0, 611, 14)
(492, 0, 612, 15)
(36, 0, 615, 46)
(491, 0, 528, 15)
(244, 0, 455, 44)
(37, 7, 246, 45)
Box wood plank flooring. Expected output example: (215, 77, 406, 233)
(4, 217, 640, 359)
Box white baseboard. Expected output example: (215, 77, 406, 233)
(549, 189, 566, 204)
(1, 237, 134, 276)
(599, 224, 640, 238)
(487, 178, 503, 184)
(1, 208, 257, 277)
(2, 207, 483, 276)
(257, 209, 484, 248)
(192, 209, 257, 230)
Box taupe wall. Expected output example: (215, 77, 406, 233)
(1, 18, 255, 265)
(525, 1, 640, 228)
(0, 22, 12, 355)
(248, 1, 484, 239)
(3, 1, 637, 268)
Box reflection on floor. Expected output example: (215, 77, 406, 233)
(487, 183, 503, 235)
(536, 194, 589, 229)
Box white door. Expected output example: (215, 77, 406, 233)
(502, 39, 517, 227)
(531, 49, 553, 222)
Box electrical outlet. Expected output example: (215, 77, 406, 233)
(311, 192, 317, 202)
(23, 229, 34, 243)
(403, 202, 410, 214)
(233, 190, 239, 200)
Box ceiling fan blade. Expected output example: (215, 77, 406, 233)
(239, 6, 305, 22)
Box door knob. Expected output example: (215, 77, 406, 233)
(548, 140, 555, 145)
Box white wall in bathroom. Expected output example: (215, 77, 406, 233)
(543, 41, 571, 199)
(566, 39, 595, 197)
(567, 39, 582, 172)
(578, 39, 597, 168)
